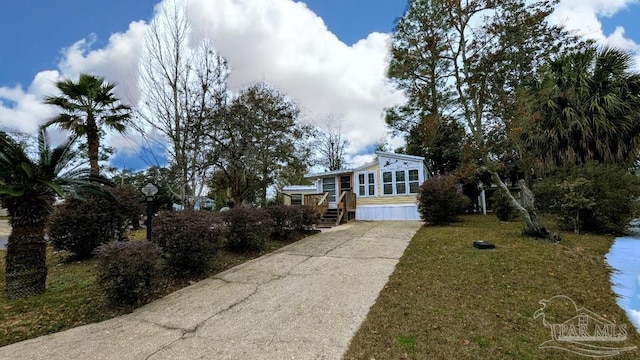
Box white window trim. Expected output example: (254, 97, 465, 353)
(382, 169, 421, 196)
(356, 171, 376, 197)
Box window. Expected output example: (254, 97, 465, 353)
(409, 169, 420, 194)
(381, 169, 421, 195)
(395, 171, 406, 194)
(291, 194, 302, 205)
(383, 171, 393, 195)
(358, 172, 376, 196)
(368, 173, 375, 196)
(322, 177, 336, 202)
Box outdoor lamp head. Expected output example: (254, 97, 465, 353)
(141, 183, 158, 197)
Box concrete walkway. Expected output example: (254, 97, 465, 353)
(0, 221, 421, 360)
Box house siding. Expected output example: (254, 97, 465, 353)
(357, 195, 417, 205)
(356, 204, 420, 220)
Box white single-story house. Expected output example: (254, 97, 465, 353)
(282, 151, 428, 222)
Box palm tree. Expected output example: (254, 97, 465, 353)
(0, 129, 109, 299)
(522, 46, 640, 168)
(44, 74, 131, 176)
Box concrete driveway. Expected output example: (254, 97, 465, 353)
(0, 221, 421, 360)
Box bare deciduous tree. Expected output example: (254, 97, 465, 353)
(136, 0, 228, 207)
(313, 115, 350, 171)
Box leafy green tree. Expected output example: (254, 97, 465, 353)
(535, 164, 640, 234)
(552, 178, 595, 234)
(405, 117, 466, 175)
(44, 74, 131, 176)
(385, 0, 455, 138)
(0, 130, 109, 298)
(387, 0, 576, 236)
(208, 82, 312, 206)
(522, 46, 640, 168)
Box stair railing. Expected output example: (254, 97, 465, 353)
(317, 192, 329, 219)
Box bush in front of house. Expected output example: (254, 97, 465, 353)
(266, 205, 320, 240)
(152, 209, 224, 276)
(534, 163, 640, 234)
(95, 240, 163, 306)
(225, 206, 273, 252)
(492, 190, 519, 221)
(417, 174, 469, 225)
(296, 205, 321, 231)
(48, 192, 130, 259)
(266, 205, 297, 239)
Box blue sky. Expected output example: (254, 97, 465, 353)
(600, 2, 640, 41)
(0, 0, 405, 87)
(0, 0, 639, 171)
(0, 1, 159, 87)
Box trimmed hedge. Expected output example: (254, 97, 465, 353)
(297, 205, 321, 231)
(109, 184, 145, 229)
(152, 209, 224, 276)
(225, 207, 273, 252)
(266, 205, 297, 239)
(266, 205, 320, 239)
(48, 192, 129, 259)
(95, 240, 163, 306)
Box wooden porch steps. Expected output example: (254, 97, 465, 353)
(318, 208, 339, 228)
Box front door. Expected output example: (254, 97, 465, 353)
(322, 177, 337, 209)
(339, 175, 352, 194)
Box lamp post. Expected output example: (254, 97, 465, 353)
(141, 183, 158, 241)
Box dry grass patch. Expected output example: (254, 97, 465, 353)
(345, 215, 640, 359)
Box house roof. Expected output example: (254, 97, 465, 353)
(304, 152, 425, 179)
(282, 185, 317, 192)
(352, 160, 378, 172)
(304, 168, 355, 179)
(375, 151, 425, 162)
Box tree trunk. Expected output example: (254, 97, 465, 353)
(4, 220, 47, 299)
(489, 171, 544, 237)
(86, 118, 101, 177)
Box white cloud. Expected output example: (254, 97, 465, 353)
(187, 0, 404, 153)
(58, 20, 148, 105)
(551, 0, 640, 53)
(3, 0, 640, 163)
(0, 20, 146, 137)
(605, 26, 640, 51)
(0, 70, 61, 133)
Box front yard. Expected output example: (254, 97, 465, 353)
(345, 215, 640, 359)
(0, 230, 294, 347)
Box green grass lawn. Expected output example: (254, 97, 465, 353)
(0, 229, 299, 347)
(0, 250, 120, 346)
(345, 215, 640, 359)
